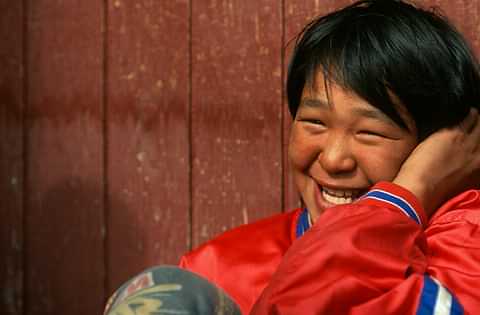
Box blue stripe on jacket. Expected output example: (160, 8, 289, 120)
(417, 275, 463, 315)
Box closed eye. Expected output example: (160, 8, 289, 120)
(357, 130, 401, 141)
(300, 119, 325, 126)
(358, 130, 384, 137)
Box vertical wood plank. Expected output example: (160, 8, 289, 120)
(0, 1, 24, 314)
(25, 1, 105, 314)
(191, 0, 283, 246)
(106, 0, 190, 292)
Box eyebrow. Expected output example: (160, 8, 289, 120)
(300, 98, 330, 109)
(300, 98, 396, 125)
(350, 107, 395, 125)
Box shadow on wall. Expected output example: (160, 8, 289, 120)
(25, 177, 127, 315)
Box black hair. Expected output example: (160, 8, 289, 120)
(287, 0, 480, 139)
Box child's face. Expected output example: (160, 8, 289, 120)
(288, 74, 418, 223)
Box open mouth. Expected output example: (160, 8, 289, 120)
(321, 186, 366, 205)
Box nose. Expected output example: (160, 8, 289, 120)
(318, 134, 356, 175)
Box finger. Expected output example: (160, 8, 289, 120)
(459, 107, 478, 133)
(468, 107, 480, 134)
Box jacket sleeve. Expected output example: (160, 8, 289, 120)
(250, 182, 466, 315)
(178, 255, 189, 269)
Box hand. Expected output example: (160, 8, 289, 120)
(393, 108, 480, 218)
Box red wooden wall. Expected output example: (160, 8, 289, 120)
(1, 1, 479, 314)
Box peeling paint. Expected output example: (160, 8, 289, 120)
(196, 52, 206, 61)
(242, 207, 249, 224)
(125, 72, 136, 80)
(136, 151, 146, 162)
(254, 15, 260, 43)
(169, 77, 177, 89)
(201, 224, 208, 238)
(258, 46, 269, 55)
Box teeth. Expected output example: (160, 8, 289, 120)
(321, 187, 361, 205)
(322, 189, 354, 204)
(323, 187, 359, 198)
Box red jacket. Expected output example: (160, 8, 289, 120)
(179, 207, 302, 314)
(180, 182, 480, 315)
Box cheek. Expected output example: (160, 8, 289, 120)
(288, 127, 318, 171)
(356, 144, 414, 182)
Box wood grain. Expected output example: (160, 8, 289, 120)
(106, 0, 190, 294)
(0, 1, 24, 314)
(25, 1, 105, 314)
(191, 0, 283, 246)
